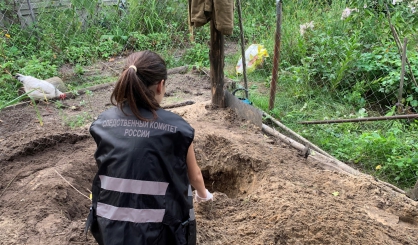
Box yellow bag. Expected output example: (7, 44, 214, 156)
(236, 44, 269, 75)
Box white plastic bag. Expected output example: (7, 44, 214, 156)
(236, 44, 269, 75)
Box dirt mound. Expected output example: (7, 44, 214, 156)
(185, 104, 418, 245)
(0, 133, 95, 244)
(0, 70, 417, 245)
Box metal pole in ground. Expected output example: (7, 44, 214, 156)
(237, 0, 248, 99)
(269, 0, 282, 111)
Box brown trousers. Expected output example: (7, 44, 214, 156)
(189, 0, 234, 35)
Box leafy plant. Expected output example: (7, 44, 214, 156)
(65, 112, 93, 128)
(84, 89, 94, 113)
(30, 98, 44, 126)
(355, 43, 418, 111)
(54, 100, 64, 109)
(74, 64, 85, 75)
(64, 44, 96, 65)
(181, 42, 210, 67)
(19, 56, 58, 78)
(97, 39, 123, 59)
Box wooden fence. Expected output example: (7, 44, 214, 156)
(1, 0, 120, 27)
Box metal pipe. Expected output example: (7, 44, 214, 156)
(236, 0, 248, 99)
(298, 114, 418, 124)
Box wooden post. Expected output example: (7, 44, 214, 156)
(188, 0, 195, 43)
(209, 11, 225, 108)
(26, 0, 36, 24)
(269, 0, 282, 111)
(397, 38, 407, 109)
(386, 4, 418, 88)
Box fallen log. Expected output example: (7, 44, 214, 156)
(168, 66, 188, 75)
(262, 123, 406, 195)
(263, 112, 334, 159)
(262, 123, 360, 175)
(163, 100, 195, 109)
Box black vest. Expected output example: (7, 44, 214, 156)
(88, 106, 196, 245)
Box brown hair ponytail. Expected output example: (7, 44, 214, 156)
(111, 51, 167, 120)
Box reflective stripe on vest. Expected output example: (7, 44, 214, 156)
(99, 175, 169, 195)
(188, 185, 193, 196)
(189, 209, 195, 221)
(97, 175, 169, 223)
(97, 202, 165, 223)
(188, 185, 195, 221)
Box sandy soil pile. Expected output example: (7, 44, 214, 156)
(0, 68, 417, 245)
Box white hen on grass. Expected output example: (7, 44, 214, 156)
(15, 73, 67, 100)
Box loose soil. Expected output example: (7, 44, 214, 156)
(0, 62, 418, 245)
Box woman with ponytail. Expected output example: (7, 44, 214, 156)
(86, 51, 213, 245)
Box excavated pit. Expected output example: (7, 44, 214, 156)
(201, 160, 258, 199)
(194, 134, 263, 199)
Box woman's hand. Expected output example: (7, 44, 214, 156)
(187, 143, 210, 199)
(195, 189, 213, 202)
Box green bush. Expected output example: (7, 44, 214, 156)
(316, 121, 418, 188)
(355, 44, 418, 110)
(64, 44, 96, 65)
(97, 39, 124, 59)
(181, 42, 210, 67)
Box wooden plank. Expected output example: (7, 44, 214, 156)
(16, 0, 70, 3)
(19, 8, 68, 16)
(15, 0, 118, 8)
(15, 0, 120, 10)
(26, 0, 37, 23)
(16, 0, 43, 4)
(14, 0, 119, 23)
(225, 90, 262, 128)
(17, 2, 72, 12)
(17, 2, 74, 11)
(16, 0, 118, 13)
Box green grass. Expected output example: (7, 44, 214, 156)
(220, 0, 418, 189)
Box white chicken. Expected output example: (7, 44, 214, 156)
(15, 73, 67, 100)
